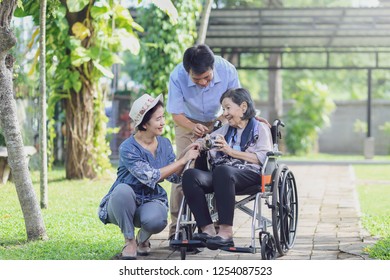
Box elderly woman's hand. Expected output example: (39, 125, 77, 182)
(214, 135, 231, 155)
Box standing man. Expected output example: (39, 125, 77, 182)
(166, 44, 241, 239)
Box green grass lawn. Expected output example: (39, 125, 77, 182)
(284, 153, 390, 162)
(354, 165, 390, 260)
(0, 159, 389, 260)
(0, 167, 124, 260)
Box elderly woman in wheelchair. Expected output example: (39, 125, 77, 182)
(182, 88, 273, 250)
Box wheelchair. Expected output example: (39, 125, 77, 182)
(169, 119, 298, 260)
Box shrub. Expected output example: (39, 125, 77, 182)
(285, 79, 335, 155)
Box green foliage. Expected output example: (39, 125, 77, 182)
(379, 122, 390, 154)
(364, 238, 390, 260)
(66, 0, 89, 12)
(131, 0, 201, 142)
(15, 0, 179, 176)
(0, 128, 5, 146)
(91, 89, 112, 175)
(285, 79, 335, 155)
(234, 50, 390, 102)
(379, 122, 390, 135)
(281, 55, 390, 101)
(355, 164, 390, 260)
(353, 119, 367, 134)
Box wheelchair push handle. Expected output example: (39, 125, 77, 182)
(272, 119, 285, 128)
(271, 119, 285, 147)
(212, 120, 222, 131)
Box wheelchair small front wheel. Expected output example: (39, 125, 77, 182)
(179, 227, 189, 260)
(180, 247, 187, 260)
(261, 234, 276, 260)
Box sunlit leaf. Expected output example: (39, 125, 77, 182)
(89, 47, 124, 66)
(28, 48, 40, 76)
(27, 27, 40, 49)
(149, 0, 178, 24)
(66, 0, 90, 13)
(93, 61, 114, 79)
(114, 29, 140, 55)
(71, 22, 91, 40)
(71, 46, 91, 67)
(131, 21, 144, 33)
(91, 5, 110, 20)
(72, 80, 82, 92)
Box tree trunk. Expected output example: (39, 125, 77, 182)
(65, 86, 96, 179)
(0, 0, 47, 241)
(39, 0, 48, 208)
(63, 2, 97, 179)
(197, 0, 213, 44)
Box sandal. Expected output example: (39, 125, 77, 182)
(136, 231, 151, 256)
(119, 244, 137, 260)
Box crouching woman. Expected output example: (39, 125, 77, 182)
(98, 94, 199, 259)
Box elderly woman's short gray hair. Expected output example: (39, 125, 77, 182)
(220, 88, 256, 120)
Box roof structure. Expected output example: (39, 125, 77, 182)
(205, 7, 390, 49)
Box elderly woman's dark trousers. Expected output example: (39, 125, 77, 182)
(182, 165, 260, 228)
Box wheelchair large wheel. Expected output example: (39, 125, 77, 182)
(271, 164, 299, 255)
(280, 169, 298, 250)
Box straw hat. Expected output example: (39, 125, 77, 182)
(129, 94, 163, 128)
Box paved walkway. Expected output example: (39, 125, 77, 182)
(126, 164, 377, 260)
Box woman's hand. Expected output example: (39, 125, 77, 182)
(181, 142, 201, 156)
(255, 116, 271, 128)
(183, 145, 200, 162)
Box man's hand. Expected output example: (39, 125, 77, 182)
(172, 113, 209, 137)
(255, 116, 271, 128)
(192, 123, 209, 138)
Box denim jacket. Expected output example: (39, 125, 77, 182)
(98, 135, 181, 224)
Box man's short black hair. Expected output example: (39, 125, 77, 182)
(183, 44, 215, 74)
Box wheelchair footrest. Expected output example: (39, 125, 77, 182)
(170, 239, 206, 248)
(220, 246, 254, 253)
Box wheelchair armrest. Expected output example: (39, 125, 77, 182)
(266, 151, 283, 157)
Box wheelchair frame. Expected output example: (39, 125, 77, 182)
(170, 119, 298, 260)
